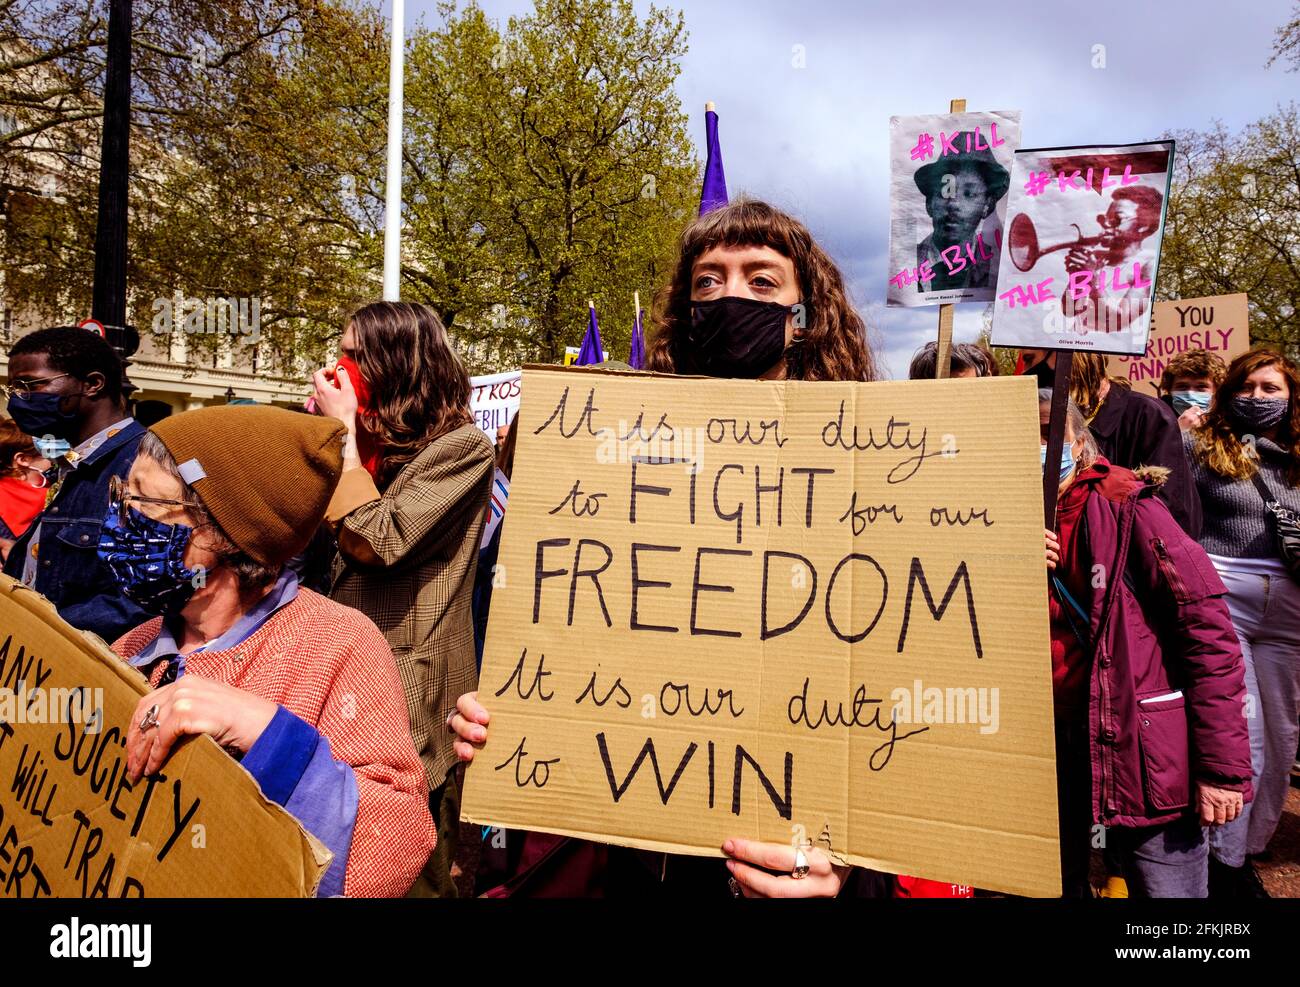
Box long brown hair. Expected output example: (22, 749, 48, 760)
(645, 199, 879, 382)
(1070, 352, 1130, 420)
(1190, 347, 1300, 485)
(348, 302, 473, 488)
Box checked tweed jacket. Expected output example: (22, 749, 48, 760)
(327, 423, 495, 791)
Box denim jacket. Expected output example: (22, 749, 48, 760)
(2, 419, 149, 643)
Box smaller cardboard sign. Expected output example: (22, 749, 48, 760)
(0, 575, 330, 898)
(563, 347, 609, 367)
(1107, 293, 1250, 398)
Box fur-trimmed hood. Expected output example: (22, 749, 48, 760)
(1132, 464, 1170, 488)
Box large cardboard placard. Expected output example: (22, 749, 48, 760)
(0, 575, 330, 897)
(463, 367, 1061, 897)
(1108, 293, 1250, 398)
(991, 141, 1174, 356)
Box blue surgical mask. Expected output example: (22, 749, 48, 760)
(98, 502, 200, 617)
(1171, 391, 1211, 416)
(6, 391, 79, 441)
(1042, 443, 1077, 482)
(33, 436, 71, 460)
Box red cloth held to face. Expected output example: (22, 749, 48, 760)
(335, 356, 384, 482)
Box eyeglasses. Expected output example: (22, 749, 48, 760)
(108, 475, 207, 530)
(1, 373, 72, 398)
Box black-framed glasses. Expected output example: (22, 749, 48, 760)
(108, 475, 206, 529)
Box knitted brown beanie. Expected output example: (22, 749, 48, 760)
(150, 406, 345, 567)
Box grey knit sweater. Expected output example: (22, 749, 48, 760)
(1184, 431, 1300, 560)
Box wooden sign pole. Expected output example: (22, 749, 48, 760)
(1042, 350, 1075, 528)
(934, 97, 966, 380)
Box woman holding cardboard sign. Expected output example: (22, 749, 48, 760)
(106, 406, 437, 897)
(452, 199, 892, 898)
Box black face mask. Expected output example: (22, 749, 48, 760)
(681, 296, 800, 379)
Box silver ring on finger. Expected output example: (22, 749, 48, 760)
(139, 704, 160, 732)
(791, 847, 811, 880)
(728, 876, 743, 898)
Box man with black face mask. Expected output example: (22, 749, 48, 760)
(2, 326, 149, 641)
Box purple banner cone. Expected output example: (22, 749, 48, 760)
(700, 108, 729, 216)
(629, 308, 646, 370)
(577, 305, 604, 366)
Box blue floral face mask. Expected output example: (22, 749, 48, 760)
(98, 501, 200, 617)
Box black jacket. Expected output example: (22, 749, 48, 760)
(1089, 385, 1202, 538)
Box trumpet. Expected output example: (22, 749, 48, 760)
(1008, 213, 1108, 273)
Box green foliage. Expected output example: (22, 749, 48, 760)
(402, 0, 697, 369)
(1160, 104, 1300, 357)
(1, 0, 698, 376)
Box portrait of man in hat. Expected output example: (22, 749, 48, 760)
(914, 133, 1011, 293)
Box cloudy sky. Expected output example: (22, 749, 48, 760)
(396, 0, 1296, 377)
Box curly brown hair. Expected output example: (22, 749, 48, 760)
(1189, 348, 1300, 486)
(1158, 348, 1227, 395)
(348, 302, 474, 488)
(644, 199, 879, 382)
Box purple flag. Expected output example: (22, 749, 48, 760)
(629, 308, 646, 370)
(576, 303, 604, 366)
(700, 104, 729, 215)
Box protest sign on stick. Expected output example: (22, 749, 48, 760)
(462, 367, 1062, 897)
(991, 141, 1175, 357)
(888, 105, 1021, 318)
(0, 575, 330, 897)
(935, 98, 966, 380)
(1107, 293, 1250, 398)
(1041, 353, 1074, 528)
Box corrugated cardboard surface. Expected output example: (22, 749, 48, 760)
(0, 575, 330, 897)
(463, 367, 1061, 897)
(1108, 293, 1250, 398)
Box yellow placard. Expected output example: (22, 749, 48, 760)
(463, 367, 1061, 897)
(0, 576, 329, 897)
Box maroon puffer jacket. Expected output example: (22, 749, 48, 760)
(1072, 460, 1252, 828)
